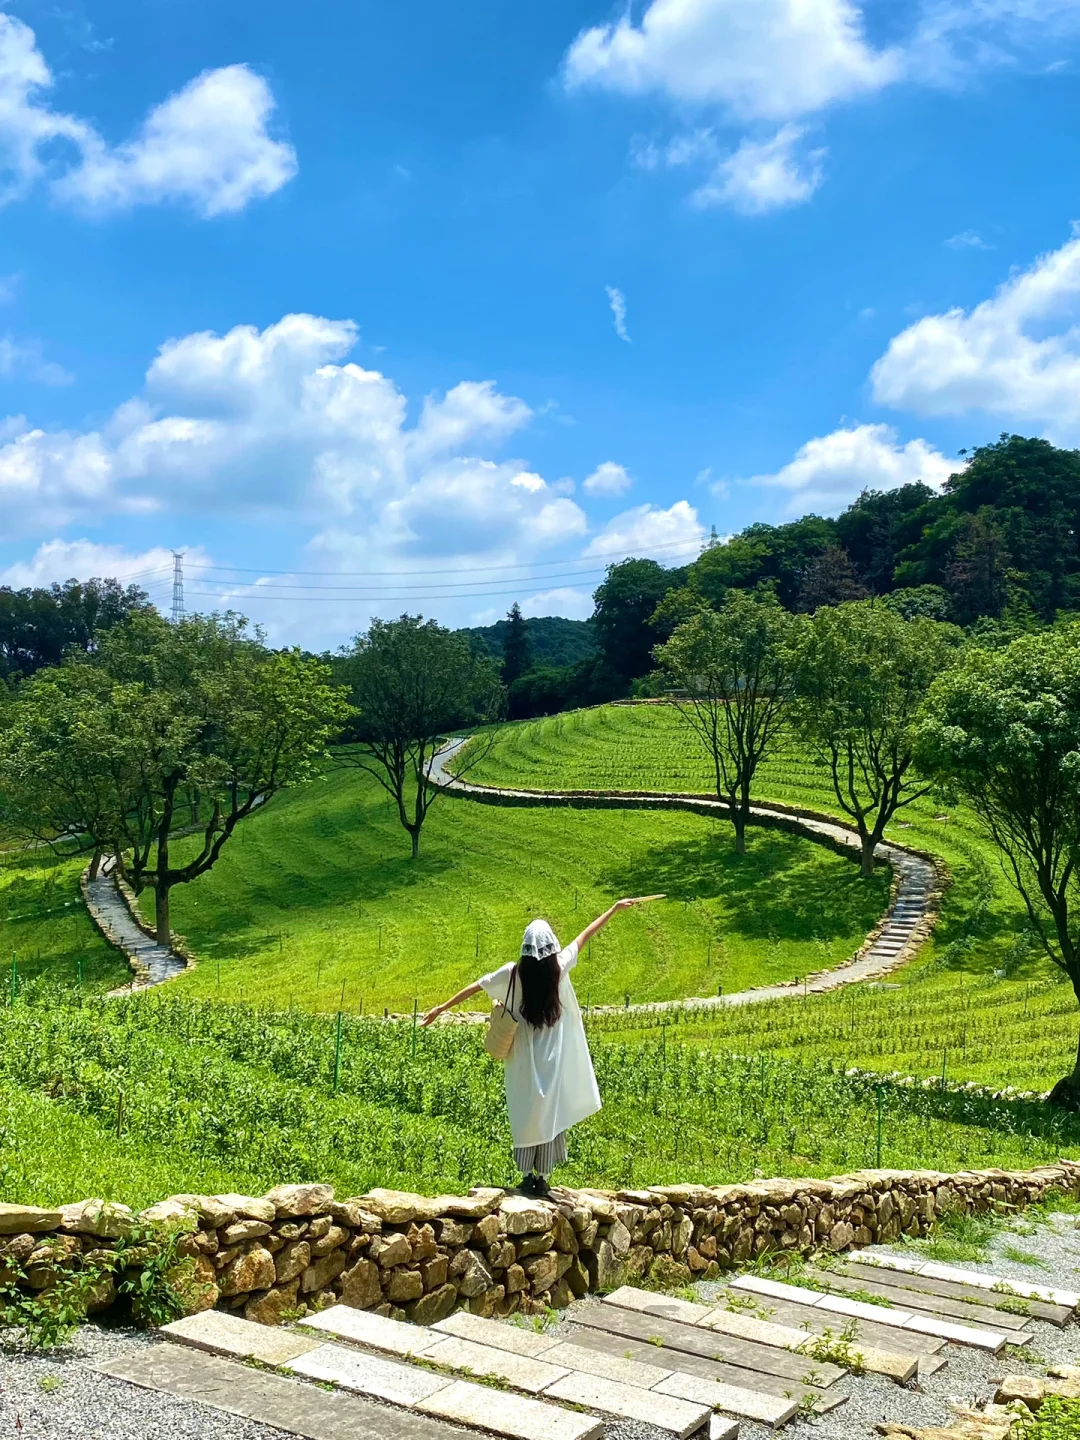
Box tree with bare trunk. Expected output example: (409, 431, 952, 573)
(792, 600, 961, 877)
(338, 615, 504, 858)
(913, 624, 1080, 1108)
(0, 611, 350, 944)
(655, 591, 803, 854)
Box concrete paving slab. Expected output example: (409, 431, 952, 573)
(699, 1305, 915, 1382)
(288, 1341, 454, 1405)
(709, 1417, 740, 1440)
(605, 1286, 715, 1326)
(541, 1340, 672, 1390)
(813, 1294, 1014, 1350)
(803, 1267, 1033, 1332)
(422, 1335, 571, 1395)
(434, 1312, 563, 1358)
(654, 1370, 797, 1426)
(544, 1371, 711, 1437)
(731, 1276, 828, 1309)
(858, 1253, 1080, 1308)
(299, 1305, 444, 1358)
(91, 1344, 471, 1440)
(418, 1378, 604, 1440)
(837, 1259, 1071, 1326)
(161, 1309, 321, 1366)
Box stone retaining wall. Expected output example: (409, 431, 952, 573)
(4, 1161, 1079, 1329)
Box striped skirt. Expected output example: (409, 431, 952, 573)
(513, 1131, 568, 1178)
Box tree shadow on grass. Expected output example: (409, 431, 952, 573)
(599, 823, 889, 944)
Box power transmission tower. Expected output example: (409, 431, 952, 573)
(171, 551, 185, 624)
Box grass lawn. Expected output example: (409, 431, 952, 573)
(0, 844, 129, 992)
(135, 766, 887, 1014)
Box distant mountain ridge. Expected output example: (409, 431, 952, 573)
(460, 615, 597, 668)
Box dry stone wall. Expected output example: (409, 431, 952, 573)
(3, 1160, 1080, 1329)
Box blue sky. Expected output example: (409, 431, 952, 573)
(0, 0, 1079, 647)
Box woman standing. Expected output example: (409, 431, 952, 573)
(421, 896, 661, 1196)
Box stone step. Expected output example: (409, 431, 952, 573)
(418, 1380, 605, 1440)
(542, 1371, 711, 1437)
(434, 1311, 564, 1357)
(803, 1267, 1034, 1333)
(731, 1291, 948, 1376)
(288, 1342, 454, 1406)
(161, 1309, 322, 1366)
(92, 1344, 471, 1440)
(303, 1305, 445, 1358)
(837, 1259, 1072, 1326)
(654, 1370, 796, 1427)
(604, 1286, 915, 1382)
(560, 1326, 847, 1416)
(573, 1298, 845, 1387)
(855, 1253, 1080, 1310)
(733, 1276, 1020, 1351)
(423, 1336, 572, 1395)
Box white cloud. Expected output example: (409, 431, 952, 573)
(58, 65, 296, 217)
(563, 0, 900, 122)
(0, 313, 592, 601)
(871, 229, 1080, 437)
(945, 229, 992, 249)
(749, 423, 957, 512)
(0, 334, 71, 384)
(606, 285, 631, 343)
(583, 500, 705, 561)
(520, 587, 594, 621)
(583, 461, 633, 497)
(0, 15, 295, 216)
(0, 539, 205, 595)
(680, 124, 826, 213)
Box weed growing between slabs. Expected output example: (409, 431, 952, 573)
(2, 984, 1079, 1210)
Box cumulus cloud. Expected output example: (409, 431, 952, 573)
(583, 500, 705, 561)
(520, 586, 594, 620)
(0, 15, 295, 216)
(0, 539, 204, 595)
(0, 334, 71, 384)
(871, 230, 1080, 438)
(749, 423, 957, 513)
(583, 461, 633, 497)
(563, 0, 900, 121)
(679, 124, 826, 213)
(562, 0, 1073, 215)
(606, 286, 631, 343)
(0, 312, 594, 593)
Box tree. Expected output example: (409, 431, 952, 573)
(791, 601, 961, 875)
(501, 603, 532, 687)
(0, 611, 350, 943)
(339, 615, 504, 858)
(796, 545, 868, 613)
(689, 517, 835, 611)
(592, 559, 686, 680)
(0, 577, 152, 684)
(656, 592, 803, 853)
(913, 626, 1080, 1106)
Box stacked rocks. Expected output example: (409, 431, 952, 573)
(4, 1160, 1080, 1329)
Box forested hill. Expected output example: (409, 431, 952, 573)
(460, 615, 597, 667)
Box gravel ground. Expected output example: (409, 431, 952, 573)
(4, 1208, 1080, 1440)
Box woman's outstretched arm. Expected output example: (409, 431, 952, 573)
(571, 895, 665, 954)
(421, 981, 483, 1027)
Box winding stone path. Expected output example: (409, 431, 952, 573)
(83, 863, 189, 989)
(430, 738, 940, 1013)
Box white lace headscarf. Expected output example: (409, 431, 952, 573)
(520, 919, 560, 962)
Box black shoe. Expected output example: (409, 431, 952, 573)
(516, 1174, 546, 1198)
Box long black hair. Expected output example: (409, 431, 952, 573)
(517, 954, 562, 1030)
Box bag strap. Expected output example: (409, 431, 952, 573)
(504, 966, 519, 1014)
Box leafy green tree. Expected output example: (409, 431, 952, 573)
(792, 601, 961, 875)
(501, 603, 532, 686)
(689, 517, 835, 611)
(796, 545, 867, 612)
(592, 558, 687, 680)
(834, 484, 937, 594)
(656, 592, 803, 853)
(0, 577, 152, 684)
(0, 612, 349, 943)
(339, 615, 504, 857)
(913, 626, 1080, 1106)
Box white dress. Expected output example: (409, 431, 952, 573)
(478, 941, 602, 1149)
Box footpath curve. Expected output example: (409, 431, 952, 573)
(430, 737, 943, 1013)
